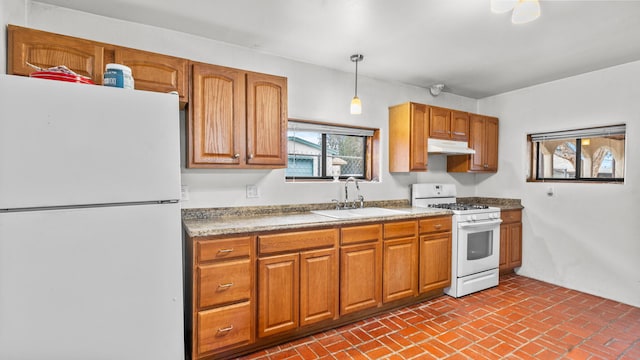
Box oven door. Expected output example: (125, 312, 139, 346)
(456, 219, 501, 277)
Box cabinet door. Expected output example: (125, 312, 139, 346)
(115, 47, 188, 103)
(499, 224, 508, 270)
(340, 242, 382, 315)
(257, 253, 299, 338)
(484, 116, 499, 171)
(509, 223, 522, 268)
(410, 103, 429, 171)
(468, 114, 487, 171)
(8, 25, 104, 84)
(300, 248, 338, 326)
(246, 72, 287, 166)
(383, 237, 418, 303)
(450, 111, 470, 141)
(419, 232, 452, 293)
(189, 63, 245, 167)
(429, 106, 451, 140)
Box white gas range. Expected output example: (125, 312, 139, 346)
(412, 183, 502, 297)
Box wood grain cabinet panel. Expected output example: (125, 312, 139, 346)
(389, 102, 429, 172)
(197, 301, 252, 355)
(258, 253, 299, 337)
(8, 25, 105, 84)
(383, 237, 418, 303)
(198, 258, 251, 308)
(340, 241, 382, 315)
(300, 248, 339, 326)
(189, 62, 287, 169)
(198, 236, 252, 262)
(448, 114, 499, 173)
(500, 209, 523, 275)
(428, 106, 451, 139)
(115, 47, 189, 103)
(419, 232, 452, 293)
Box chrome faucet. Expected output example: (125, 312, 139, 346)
(344, 177, 364, 209)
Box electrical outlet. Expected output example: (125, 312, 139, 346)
(181, 185, 190, 201)
(246, 185, 260, 198)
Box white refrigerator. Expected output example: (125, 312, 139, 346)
(0, 75, 185, 360)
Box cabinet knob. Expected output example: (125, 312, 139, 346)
(484, 164, 488, 168)
(248, 153, 254, 160)
(233, 153, 240, 159)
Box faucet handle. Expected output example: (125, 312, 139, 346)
(357, 195, 365, 208)
(331, 199, 342, 210)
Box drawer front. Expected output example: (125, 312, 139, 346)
(258, 228, 338, 255)
(197, 301, 252, 355)
(501, 209, 522, 224)
(383, 220, 417, 240)
(198, 236, 252, 262)
(198, 258, 251, 308)
(419, 216, 452, 234)
(341, 224, 382, 245)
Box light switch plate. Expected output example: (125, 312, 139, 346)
(181, 185, 189, 201)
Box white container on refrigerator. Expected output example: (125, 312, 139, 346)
(0, 75, 184, 360)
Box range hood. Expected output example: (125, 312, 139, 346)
(427, 138, 476, 155)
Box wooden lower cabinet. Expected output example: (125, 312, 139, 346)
(197, 301, 252, 355)
(340, 224, 383, 315)
(189, 216, 454, 359)
(382, 220, 418, 303)
(257, 254, 299, 337)
(419, 232, 452, 293)
(500, 209, 523, 274)
(300, 248, 338, 326)
(256, 229, 339, 339)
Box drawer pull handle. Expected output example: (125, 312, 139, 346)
(434, 224, 442, 229)
(218, 283, 234, 290)
(217, 248, 234, 254)
(217, 325, 234, 334)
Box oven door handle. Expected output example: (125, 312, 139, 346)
(458, 219, 503, 228)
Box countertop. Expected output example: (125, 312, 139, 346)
(182, 197, 523, 238)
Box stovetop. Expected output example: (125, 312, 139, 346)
(427, 203, 490, 211)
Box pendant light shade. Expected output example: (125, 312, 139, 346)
(511, 0, 541, 24)
(350, 54, 363, 115)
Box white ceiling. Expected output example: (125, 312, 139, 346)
(34, 0, 640, 98)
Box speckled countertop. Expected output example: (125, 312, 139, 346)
(181, 197, 523, 238)
(182, 200, 449, 237)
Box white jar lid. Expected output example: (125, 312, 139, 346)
(105, 63, 132, 74)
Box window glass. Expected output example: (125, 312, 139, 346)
(287, 120, 375, 181)
(529, 125, 625, 183)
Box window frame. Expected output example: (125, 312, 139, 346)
(286, 119, 380, 182)
(527, 124, 626, 183)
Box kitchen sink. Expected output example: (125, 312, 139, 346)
(311, 207, 410, 219)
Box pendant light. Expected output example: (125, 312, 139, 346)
(350, 54, 363, 115)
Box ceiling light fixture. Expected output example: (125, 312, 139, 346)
(491, 0, 541, 24)
(350, 54, 363, 115)
(429, 83, 445, 97)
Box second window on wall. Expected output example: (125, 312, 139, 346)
(287, 120, 377, 181)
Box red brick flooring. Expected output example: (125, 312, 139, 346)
(239, 274, 640, 359)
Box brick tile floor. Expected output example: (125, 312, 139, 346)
(238, 274, 640, 359)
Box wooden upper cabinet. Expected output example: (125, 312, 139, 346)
(189, 62, 245, 167)
(428, 106, 451, 139)
(450, 110, 470, 141)
(447, 114, 499, 173)
(115, 47, 189, 104)
(246, 72, 288, 166)
(8, 25, 105, 84)
(429, 107, 469, 141)
(389, 102, 428, 172)
(188, 63, 288, 168)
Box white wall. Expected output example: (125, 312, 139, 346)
(478, 61, 640, 307)
(5, 1, 480, 209)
